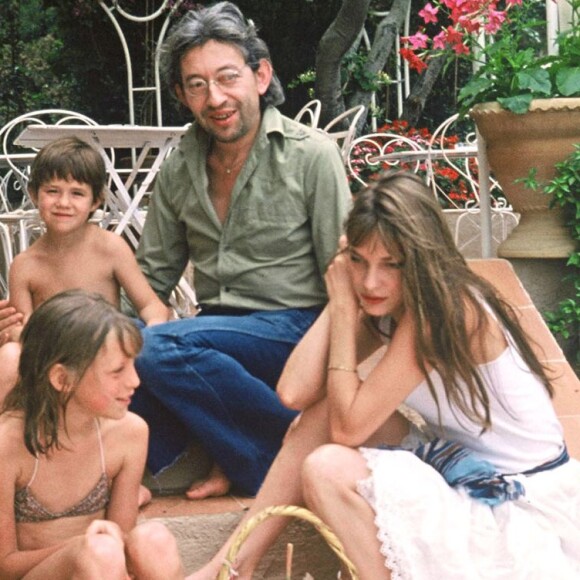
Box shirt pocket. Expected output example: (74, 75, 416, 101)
(230, 199, 310, 261)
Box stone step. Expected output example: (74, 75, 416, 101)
(139, 494, 344, 578)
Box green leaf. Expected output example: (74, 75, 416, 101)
(458, 77, 494, 101)
(516, 68, 552, 95)
(556, 67, 580, 96)
(497, 94, 534, 114)
(515, 167, 539, 190)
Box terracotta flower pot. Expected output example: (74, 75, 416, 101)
(470, 98, 580, 258)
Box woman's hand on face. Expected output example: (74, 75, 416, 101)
(0, 300, 23, 347)
(325, 242, 359, 316)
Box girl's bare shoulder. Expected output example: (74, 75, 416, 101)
(0, 411, 25, 442)
(98, 413, 148, 477)
(121, 411, 148, 434)
(99, 412, 148, 445)
(464, 297, 508, 364)
(0, 412, 31, 473)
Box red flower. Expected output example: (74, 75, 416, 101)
(400, 48, 428, 72)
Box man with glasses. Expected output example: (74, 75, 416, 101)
(128, 1, 351, 500)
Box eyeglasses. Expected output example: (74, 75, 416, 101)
(183, 69, 244, 99)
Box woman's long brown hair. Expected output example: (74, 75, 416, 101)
(344, 170, 552, 431)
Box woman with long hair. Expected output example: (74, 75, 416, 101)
(190, 171, 579, 579)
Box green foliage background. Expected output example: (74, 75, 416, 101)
(0, 0, 344, 127)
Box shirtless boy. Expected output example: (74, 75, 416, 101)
(0, 136, 170, 403)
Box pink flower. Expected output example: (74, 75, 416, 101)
(433, 31, 448, 50)
(403, 0, 516, 75)
(419, 3, 439, 23)
(484, 9, 507, 34)
(405, 32, 430, 50)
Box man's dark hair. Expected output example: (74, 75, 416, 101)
(160, 1, 285, 111)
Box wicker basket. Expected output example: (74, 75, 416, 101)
(218, 504, 359, 579)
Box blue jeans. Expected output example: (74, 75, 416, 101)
(131, 306, 322, 495)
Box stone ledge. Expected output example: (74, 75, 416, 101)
(139, 495, 343, 578)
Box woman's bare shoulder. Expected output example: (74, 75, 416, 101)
(464, 297, 508, 364)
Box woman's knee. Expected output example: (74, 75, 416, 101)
(302, 444, 350, 489)
(302, 445, 368, 499)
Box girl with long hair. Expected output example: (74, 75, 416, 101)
(0, 290, 183, 579)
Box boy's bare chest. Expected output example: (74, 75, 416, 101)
(27, 248, 119, 308)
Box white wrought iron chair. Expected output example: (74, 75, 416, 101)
(347, 131, 430, 193)
(322, 105, 366, 162)
(346, 114, 519, 257)
(425, 114, 518, 255)
(0, 221, 13, 298)
(293, 99, 322, 128)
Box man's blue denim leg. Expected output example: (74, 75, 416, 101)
(131, 307, 321, 495)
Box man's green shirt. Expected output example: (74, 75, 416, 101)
(137, 106, 351, 310)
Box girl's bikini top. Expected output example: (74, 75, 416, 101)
(14, 419, 111, 523)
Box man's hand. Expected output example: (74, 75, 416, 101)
(0, 300, 24, 347)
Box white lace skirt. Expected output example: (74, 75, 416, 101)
(357, 447, 580, 579)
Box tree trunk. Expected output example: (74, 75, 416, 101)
(315, 0, 371, 126)
(315, 0, 450, 131)
(346, 0, 411, 132)
(401, 54, 446, 126)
